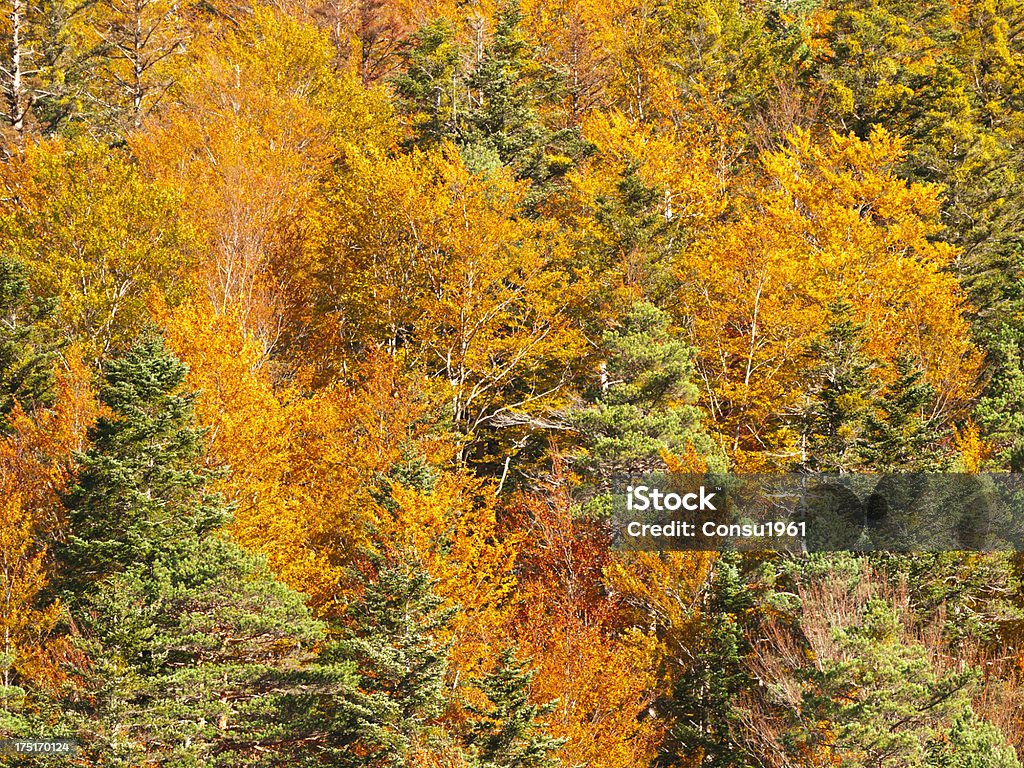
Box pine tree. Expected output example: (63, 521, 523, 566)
(570, 301, 720, 482)
(51, 338, 369, 766)
(925, 707, 1021, 768)
(0, 256, 57, 430)
(334, 556, 455, 766)
(464, 647, 563, 768)
(792, 598, 978, 768)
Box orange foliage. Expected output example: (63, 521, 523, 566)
(378, 475, 517, 676)
(507, 480, 663, 767)
(158, 295, 433, 613)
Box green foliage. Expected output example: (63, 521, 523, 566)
(59, 337, 227, 589)
(570, 302, 720, 480)
(0, 257, 57, 430)
(394, 4, 583, 204)
(799, 301, 880, 472)
(392, 19, 462, 147)
(926, 707, 1021, 768)
(793, 598, 977, 768)
(464, 647, 563, 768)
(334, 557, 454, 766)
(655, 553, 757, 768)
(48, 338, 382, 766)
(858, 357, 954, 472)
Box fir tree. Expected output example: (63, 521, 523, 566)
(799, 301, 880, 473)
(656, 553, 757, 768)
(858, 357, 954, 472)
(462, 1, 580, 197)
(51, 338, 367, 766)
(334, 556, 455, 766)
(464, 647, 563, 768)
(58, 337, 229, 590)
(392, 19, 462, 148)
(0, 256, 57, 430)
(570, 301, 720, 482)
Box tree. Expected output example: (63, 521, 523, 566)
(655, 552, 758, 768)
(0, 256, 57, 431)
(392, 18, 462, 148)
(509, 481, 662, 768)
(569, 301, 721, 482)
(858, 357, 955, 472)
(83, 0, 195, 131)
(0, 138, 197, 359)
(334, 556, 454, 766)
(678, 128, 979, 470)
(797, 301, 880, 473)
(0, 493, 62, 737)
(58, 337, 227, 585)
(133, 8, 392, 354)
(790, 598, 977, 768)
(53, 338, 364, 766)
(925, 707, 1021, 768)
(463, 0, 576, 194)
(805, 0, 1024, 470)
(464, 647, 563, 768)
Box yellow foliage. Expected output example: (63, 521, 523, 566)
(378, 475, 518, 675)
(133, 7, 392, 351)
(678, 128, 981, 468)
(159, 295, 428, 613)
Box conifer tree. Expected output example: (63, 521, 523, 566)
(59, 337, 228, 589)
(464, 1, 580, 198)
(799, 302, 880, 473)
(0, 256, 56, 431)
(858, 357, 954, 472)
(570, 301, 720, 482)
(392, 19, 462, 148)
(925, 707, 1021, 768)
(464, 647, 563, 768)
(656, 553, 756, 768)
(52, 338, 367, 766)
(334, 556, 454, 766)
(792, 598, 978, 768)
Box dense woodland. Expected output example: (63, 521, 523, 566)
(2, 0, 1024, 764)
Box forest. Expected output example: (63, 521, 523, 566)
(1, 0, 1024, 764)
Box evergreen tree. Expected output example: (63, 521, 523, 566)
(858, 357, 954, 472)
(656, 553, 757, 768)
(975, 324, 1024, 471)
(392, 19, 462, 148)
(464, 647, 563, 768)
(0, 256, 56, 430)
(58, 337, 228, 590)
(925, 707, 1021, 768)
(799, 301, 880, 473)
(570, 301, 720, 482)
(792, 598, 977, 768)
(465, 1, 582, 197)
(51, 338, 370, 766)
(334, 556, 454, 766)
